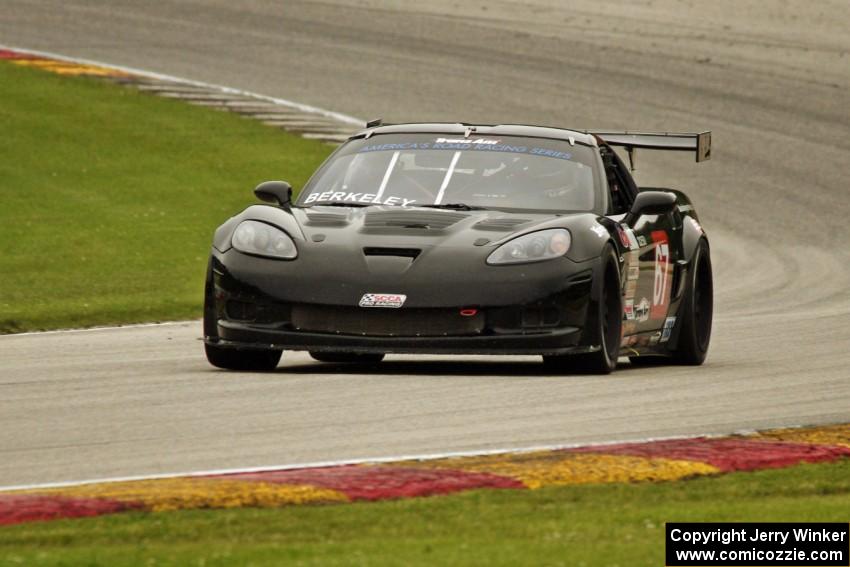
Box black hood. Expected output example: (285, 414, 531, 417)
(294, 205, 553, 248)
(213, 204, 607, 307)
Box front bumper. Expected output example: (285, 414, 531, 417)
(211, 321, 592, 356)
(208, 248, 597, 356)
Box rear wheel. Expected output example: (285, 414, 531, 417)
(670, 238, 713, 365)
(544, 245, 621, 375)
(309, 352, 385, 364)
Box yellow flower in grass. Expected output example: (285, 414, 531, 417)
(400, 452, 718, 488)
(18, 478, 347, 512)
(754, 424, 850, 448)
(11, 59, 129, 77)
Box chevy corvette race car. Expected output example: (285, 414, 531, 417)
(204, 122, 713, 373)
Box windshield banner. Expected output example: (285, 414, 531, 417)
(358, 138, 573, 161)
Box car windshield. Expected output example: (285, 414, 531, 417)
(297, 133, 602, 213)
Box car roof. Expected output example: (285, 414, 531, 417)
(350, 123, 598, 146)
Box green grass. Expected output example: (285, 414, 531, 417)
(0, 62, 332, 332)
(1, 460, 849, 566)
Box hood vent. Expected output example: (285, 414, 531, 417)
(363, 247, 421, 259)
(473, 217, 532, 231)
(304, 211, 350, 226)
(364, 210, 468, 230)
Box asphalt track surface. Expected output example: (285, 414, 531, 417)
(1, 1, 849, 486)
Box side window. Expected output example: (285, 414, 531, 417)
(600, 146, 637, 215)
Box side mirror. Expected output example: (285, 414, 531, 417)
(624, 191, 677, 226)
(254, 181, 292, 207)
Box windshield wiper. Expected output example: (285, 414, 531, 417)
(421, 203, 487, 211)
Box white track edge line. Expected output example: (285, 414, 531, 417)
(0, 424, 806, 493)
(0, 320, 199, 338)
(0, 44, 365, 127)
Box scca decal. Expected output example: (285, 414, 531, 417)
(651, 230, 672, 319)
(359, 293, 406, 308)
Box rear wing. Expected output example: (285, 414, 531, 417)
(586, 130, 711, 168)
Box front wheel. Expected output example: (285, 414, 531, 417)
(205, 343, 282, 371)
(544, 245, 621, 375)
(202, 259, 281, 371)
(309, 352, 385, 364)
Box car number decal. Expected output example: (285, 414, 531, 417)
(651, 230, 672, 319)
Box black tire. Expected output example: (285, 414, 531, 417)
(205, 343, 282, 371)
(627, 355, 667, 367)
(309, 352, 385, 364)
(202, 258, 282, 371)
(202, 258, 218, 341)
(543, 245, 622, 375)
(670, 238, 713, 365)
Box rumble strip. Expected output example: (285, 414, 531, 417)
(2, 423, 848, 526)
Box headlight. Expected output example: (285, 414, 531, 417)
(231, 220, 297, 259)
(486, 229, 571, 265)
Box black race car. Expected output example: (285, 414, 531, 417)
(204, 123, 713, 374)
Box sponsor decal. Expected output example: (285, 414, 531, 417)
(617, 225, 640, 250)
(359, 293, 407, 308)
(305, 191, 416, 206)
(637, 235, 647, 247)
(590, 224, 607, 238)
(625, 279, 637, 300)
(650, 230, 672, 319)
(661, 316, 676, 342)
(617, 225, 630, 248)
(624, 299, 635, 321)
(435, 137, 500, 145)
(627, 265, 640, 281)
(635, 297, 651, 323)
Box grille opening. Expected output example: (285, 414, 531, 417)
(226, 300, 258, 321)
(363, 247, 421, 259)
(291, 305, 483, 336)
(225, 299, 290, 324)
(521, 304, 562, 328)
